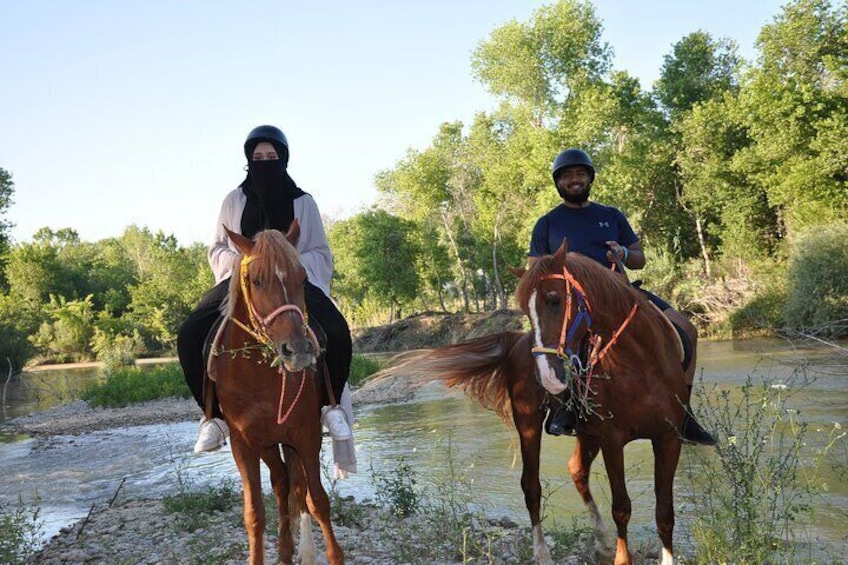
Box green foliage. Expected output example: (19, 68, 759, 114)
(80, 362, 190, 408)
(329, 208, 422, 322)
(685, 369, 847, 563)
(655, 31, 741, 115)
(0, 495, 43, 564)
(162, 482, 239, 533)
(348, 353, 382, 387)
(371, 456, 420, 517)
(91, 327, 143, 374)
(29, 295, 96, 363)
(783, 222, 848, 336)
(0, 168, 14, 288)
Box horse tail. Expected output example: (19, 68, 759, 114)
(406, 331, 524, 422)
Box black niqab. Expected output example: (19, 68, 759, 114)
(240, 159, 306, 238)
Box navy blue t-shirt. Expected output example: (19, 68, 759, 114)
(529, 202, 638, 266)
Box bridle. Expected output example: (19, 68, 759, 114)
(231, 254, 319, 354)
(229, 253, 320, 425)
(530, 262, 639, 380)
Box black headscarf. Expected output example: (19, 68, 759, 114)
(240, 143, 305, 238)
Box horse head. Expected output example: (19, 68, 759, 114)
(225, 221, 318, 373)
(516, 239, 598, 394)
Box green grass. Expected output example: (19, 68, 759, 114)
(80, 362, 191, 408)
(349, 353, 383, 387)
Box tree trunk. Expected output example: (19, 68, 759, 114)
(694, 215, 712, 279)
(492, 206, 507, 310)
(441, 209, 470, 312)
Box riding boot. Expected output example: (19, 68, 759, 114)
(545, 402, 577, 436)
(681, 408, 717, 446)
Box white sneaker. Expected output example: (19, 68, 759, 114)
(321, 407, 352, 441)
(194, 417, 229, 453)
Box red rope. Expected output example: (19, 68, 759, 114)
(277, 368, 307, 425)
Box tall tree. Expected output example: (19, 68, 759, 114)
(737, 0, 848, 236)
(328, 209, 421, 323)
(0, 168, 15, 289)
(654, 31, 742, 117)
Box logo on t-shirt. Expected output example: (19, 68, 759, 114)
(598, 221, 610, 227)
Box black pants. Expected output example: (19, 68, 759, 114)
(176, 279, 352, 416)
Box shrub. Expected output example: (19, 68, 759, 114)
(348, 353, 382, 387)
(80, 362, 190, 408)
(0, 495, 43, 564)
(783, 222, 848, 337)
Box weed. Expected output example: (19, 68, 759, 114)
(684, 366, 847, 563)
(0, 494, 43, 564)
(80, 362, 190, 407)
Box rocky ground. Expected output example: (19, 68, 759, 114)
(5, 312, 610, 564)
(7, 389, 601, 565)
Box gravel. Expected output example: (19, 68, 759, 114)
(5, 383, 599, 564)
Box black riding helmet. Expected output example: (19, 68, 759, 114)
(244, 125, 289, 167)
(552, 148, 595, 183)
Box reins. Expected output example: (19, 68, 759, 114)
(224, 253, 319, 425)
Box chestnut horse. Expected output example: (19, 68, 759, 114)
(210, 222, 342, 565)
(410, 241, 688, 565)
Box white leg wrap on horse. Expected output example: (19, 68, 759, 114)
(298, 512, 316, 565)
(532, 523, 553, 565)
(661, 546, 675, 565)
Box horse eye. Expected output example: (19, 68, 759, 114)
(545, 292, 561, 307)
(252, 277, 262, 287)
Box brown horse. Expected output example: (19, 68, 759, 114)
(409, 240, 688, 565)
(210, 222, 343, 565)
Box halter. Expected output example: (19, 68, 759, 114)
(530, 262, 639, 381)
(230, 253, 320, 425)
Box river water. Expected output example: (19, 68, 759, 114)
(1, 339, 846, 559)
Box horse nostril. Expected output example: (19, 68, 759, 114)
(281, 343, 292, 357)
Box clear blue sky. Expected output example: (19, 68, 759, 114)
(1, 0, 786, 246)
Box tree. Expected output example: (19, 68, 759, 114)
(0, 168, 15, 288)
(737, 0, 848, 236)
(329, 209, 421, 323)
(654, 31, 742, 117)
(471, 0, 611, 114)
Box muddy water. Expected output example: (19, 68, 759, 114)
(1, 340, 845, 558)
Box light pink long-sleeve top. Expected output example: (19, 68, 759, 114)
(207, 188, 334, 298)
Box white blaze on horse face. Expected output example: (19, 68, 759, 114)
(275, 267, 289, 303)
(529, 290, 567, 395)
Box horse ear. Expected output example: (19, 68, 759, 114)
(285, 218, 300, 246)
(553, 238, 569, 262)
(225, 226, 254, 256)
(508, 266, 526, 279)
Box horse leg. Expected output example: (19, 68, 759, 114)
(281, 445, 316, 565)
(653, 437, 682, 565)
(231, 432, 267, 565)
(601, 443, 633, 565)
(568, 436, 608, 547)
(510, 398, 552, 564)
(259, 446, 295, 564)
(299, 449, 344, 565)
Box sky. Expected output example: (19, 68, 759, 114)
(1, 0, 787, 247)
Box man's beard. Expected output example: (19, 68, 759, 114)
(558, 184, 591, 204)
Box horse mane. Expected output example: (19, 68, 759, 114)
(516, 252, 645, 324)
(222, 229, 301, 317)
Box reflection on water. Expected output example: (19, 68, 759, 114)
(0, 340, 845, 558)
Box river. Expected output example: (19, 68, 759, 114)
(1, 338, 846, 560)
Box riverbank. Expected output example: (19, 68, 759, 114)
(6, 394, 601, 565)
